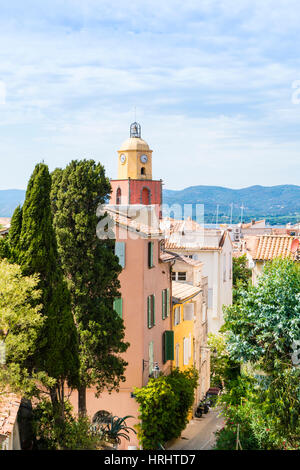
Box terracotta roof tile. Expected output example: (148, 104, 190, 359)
(253, 235, 300, 261)
(0, 391, 21, 439)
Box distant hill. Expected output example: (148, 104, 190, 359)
(1, 185, 300, 225)
(0, 190, 25, 217)
(163, 184, 300, 225)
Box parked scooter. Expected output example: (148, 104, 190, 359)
(194, 398, 210, 418)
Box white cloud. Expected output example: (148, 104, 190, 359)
(0, 0, 300, 189)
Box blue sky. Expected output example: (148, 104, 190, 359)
(1, 0, 300, 190)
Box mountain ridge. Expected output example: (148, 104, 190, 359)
(1, 185, 300, 224)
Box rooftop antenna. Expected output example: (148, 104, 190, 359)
(240, 203, 245, 224)
(216, 204, 219, 226)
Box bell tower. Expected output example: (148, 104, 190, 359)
(117, 122, 153, 180)
(110, 123, 163, 218)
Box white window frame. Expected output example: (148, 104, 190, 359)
(172, 272, 187, 281)
(183, 337, 189, 365)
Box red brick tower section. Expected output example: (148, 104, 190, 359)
(110, 122, 163, 219)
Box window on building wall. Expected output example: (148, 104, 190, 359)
(163, 330, 174, 363)
(174, 306, 181, 326)
(188, 334, 192, 361)
(148, 241, 154, 268)
(183, 337, 189, 365)
(141, 167, 145, 175)
(116, 187, 121, 205)
(147, 294, 155, 328)
(162, 288, 170, 319)
(178, 272, 187, 281)
(183, 302, 194, 321)
(141, 187, 150, 205)
(172, 272, 187, 281)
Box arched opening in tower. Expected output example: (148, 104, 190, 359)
(141, 187, 150, 205)
(116, 187, 121, 205)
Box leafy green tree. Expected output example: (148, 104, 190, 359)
(50, 160, 128, 416)
(33, 399, 103, 450)
(232, 255, 252, 303)
(0, 259, 46, 396)
(207, 333, 240, 388)
(11, 163, 80, 418)
(8, 205, 23, 262)
(0, 237, 10, 260)
(219, 258, 300, 449)
(224, 258, 300, 372)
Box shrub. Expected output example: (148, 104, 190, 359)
(32, 400, 102, 450)
(134, 367, 198, 450)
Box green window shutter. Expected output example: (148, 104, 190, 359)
(115, 241, 125, 268)
(163, 330, 174, 363)
(113, 297, 123, 318)
(162, 289, 166, 320)
(148, 241, 154, 268)
(147, 296, 151, 328)
(152, 294, 155, 326)
(166, 288, 170, 317)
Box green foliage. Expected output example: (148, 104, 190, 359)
(50, 160, 129, 409)
(9, 163, 79, 410)
(7, 205, 22, 263)
(208, 333, 240, 388)
(224, 258, 300, 372)
(99, 415, 137, 446)
(215, 259, 300, 450)
(0, 237, 10, 260)
(134, 367, 198, 450)
(0, 259, 49, 395)
(232, 255, 252, 303)
(33, 400, 101, 450)
(216, 369, 300, 450)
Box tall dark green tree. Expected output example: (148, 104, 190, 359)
(51, 160, 129, 416)
(12, 163, 79, 418)
(4, 204, 23, 263)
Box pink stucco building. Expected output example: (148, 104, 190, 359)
(70, 123, 174, 449)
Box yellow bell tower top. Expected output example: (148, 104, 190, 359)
(117, 122, 153, 180)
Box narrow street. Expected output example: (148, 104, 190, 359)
(166, 408, 224, 450)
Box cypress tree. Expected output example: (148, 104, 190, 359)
(15, 163, 79, 418)
(7, 204, 22, 263)
(51, 160, 129, 416)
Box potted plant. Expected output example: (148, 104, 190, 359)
(102, 415, 137, 450)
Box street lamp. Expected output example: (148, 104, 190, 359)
(142, 360, 161, 378)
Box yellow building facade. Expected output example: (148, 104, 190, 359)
(172, 282, 201, 371)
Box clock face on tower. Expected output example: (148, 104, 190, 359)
(120, 154, 126, 164)
(140, 154, 148, 163)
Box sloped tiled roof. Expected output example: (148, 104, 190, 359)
(0, 391, 21, 441)
(172, 281, 201, 303)
(253, 235, 299, 261)
(103, 207, 163, 237)
(241, 219, 266, 229)
(159, 251, 177, 262)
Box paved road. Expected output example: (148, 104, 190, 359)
(167, 408, 224, 450)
